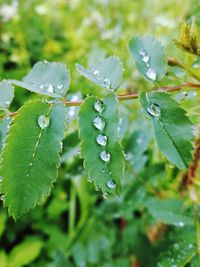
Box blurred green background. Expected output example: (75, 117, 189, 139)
(0, 0, 200, 266)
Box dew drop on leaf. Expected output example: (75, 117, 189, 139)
(92, 69, 101, 80)
(96, 134, 107, 146)
(147, 103, 161, 118)
(38, 115, 50, 129)
(146, 68, 157, 81)
(94, 100, 104, 113)
(139, 49, 150, 64)
(93, 116, 105, 131)
(107, 179, 116, 189)
(102, 78, 111, 89)
(46, 83, 53, 93)
(57, 84, 64, 90)
(100, 151, 111, 162)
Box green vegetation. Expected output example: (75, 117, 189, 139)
(0, 1, 200, 266)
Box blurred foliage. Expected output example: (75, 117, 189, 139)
(0, 0, 200, 266)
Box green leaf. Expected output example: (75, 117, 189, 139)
(140, 92, 194, 170)
(146, 198, 193, 226)
(78, 93, 125, 195)
(76, 56, 123, 91)
(10, 61, 70, 98)
(0, 100, 66, 219)
(8, 238, 43, 267)
(157, 240, 196, 267)
(128, 36, 166, 82)
(0, 81, 14, 110)
(0, 116, 12, 153)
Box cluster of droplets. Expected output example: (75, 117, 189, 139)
(139, 49, 157, 81)
(93, 100, 116, 191)
(38, 82, 64, 95)
(91, 69, 111, 90)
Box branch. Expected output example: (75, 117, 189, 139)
(63, 82, 200, 106)
(0, 82, 200, 119)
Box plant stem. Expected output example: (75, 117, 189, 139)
(0, 82, 200, 120)
(63, 82, 200, 106)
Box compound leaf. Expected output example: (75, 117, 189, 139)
(128, 36, 166, 82)
(76, 56, 123, 91)
(140, 92, 193, 170)
(0, 100, 66, 219)
(78, 93, 125, 195)
(10, 61, 70, 98)
(0, 80, 14, 110)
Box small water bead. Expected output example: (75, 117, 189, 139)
(93, 116, 105, 131)
(38, 115, 50, 129)
(0, 176, 3, 182)
(5, 101, 10, 105)
(102, 78, 111, 89)
(147, 103, 161, 118)
(139, 49, 149, 63)
(57, 84, 64, 90)
(93, 69, 100, 77)
(96, 134, 107, 146)
(47, 83, 54, 93)
(29, 163, 33, 167)
(146, 68, 157, 81)
(103, 192, 109, 199)
(100, 151, 111, 162)
(94, 100, 104, 113)
(107, 179, 116, 189)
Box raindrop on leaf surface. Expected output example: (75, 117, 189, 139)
(94, 100, 105, 113)
(107, 179, 116, 189)
(38, 115, 50, 129)
(96, 134, 107, 146)
(146, 68, 157, 81)
(100, 151, 111, 162)
(93, 116, 105, 131)
(102, 78, 111, 89)
(147, 103, 161, 118)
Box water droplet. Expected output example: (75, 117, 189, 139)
(146, 68, 157, 81)
(29, 163, 32, 167)
(0, 195, 4, 201)
(47, 83, 53, 93)
(94, 100, 104, 113)
(57, 84, 64, 90)
(5, 101, 10, 105)
(96, 134, 107, 146)
(93, 69, 100, 76)
(40, 84, 44, 90)
(107, 179, 116, 189)
(170, 163, 174, 168)
(93, 116, 105, 131)
(139, 49, 149, 63)
(147, 103, 161, 118)
(182, 91, 188, 96)
(102, 78, 111, 89)
(38, 115, 50, 129)
(103, 192, 109, 199)
(100, 151, 111, 162)
(0, 176, 3, 182)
